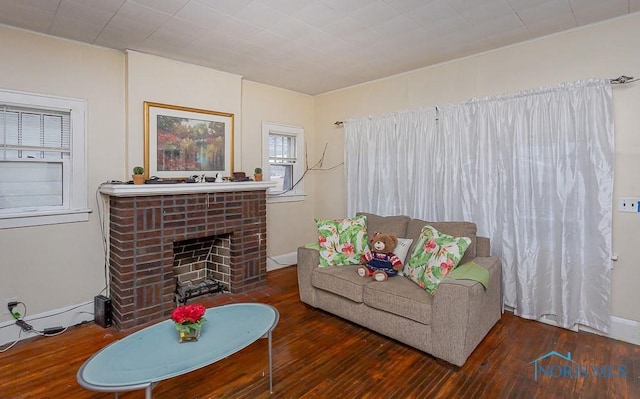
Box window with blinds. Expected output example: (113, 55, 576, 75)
(0, 88, 88, 228)
(0, 105, 71, 210)
(262, 122, 305, 201)
(268, 133, 296, 193)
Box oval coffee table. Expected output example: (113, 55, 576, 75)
(77, 303, 279, 398)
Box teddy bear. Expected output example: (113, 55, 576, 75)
(357, 232, 403, 282)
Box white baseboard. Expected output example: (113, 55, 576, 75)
(581, 316, 640, 346)
(505, 306, 640, 346)
(267, 252, 297, 271)
(0, 301, 94, 348)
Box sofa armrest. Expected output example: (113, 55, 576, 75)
(430, 256, 502, 366)
(297, 246, 320, 307)
(476, 236, 490, 257)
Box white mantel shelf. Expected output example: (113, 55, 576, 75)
(99, 181, 276, 197)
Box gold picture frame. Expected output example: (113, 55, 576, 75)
(143, 101, 234, 180)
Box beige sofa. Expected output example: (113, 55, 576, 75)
(296, 213, 502, 367)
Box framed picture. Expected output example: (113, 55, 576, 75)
(144, 101, 234, 179)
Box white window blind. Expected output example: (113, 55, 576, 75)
(0, 88, 88, 228)
(269, 133, 296, 192)
(262, 122, 305, 201)
(1, 105, 70, 210)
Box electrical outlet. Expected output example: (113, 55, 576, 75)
(618, 198, 640, 213)
(3, 297, 18, 315)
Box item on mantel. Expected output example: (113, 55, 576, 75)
(171, 304, 206, 343)
(254, 167, 263, 182)
(132, 166, 145, 185)
(231, 172, 252, 182)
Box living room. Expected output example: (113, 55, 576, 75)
(1, 2, 639, 397)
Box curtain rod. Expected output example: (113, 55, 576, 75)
(334, 76, 636, 126)
(610, 75, 637, 84)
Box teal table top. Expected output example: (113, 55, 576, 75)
(78, 303, 279, 389)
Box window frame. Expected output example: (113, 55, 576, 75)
(0, 88, 89, 229)
(262, 122, 305, 203)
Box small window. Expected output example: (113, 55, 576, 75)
(262, 122, 305, 201)
(0, 89, 88, 228)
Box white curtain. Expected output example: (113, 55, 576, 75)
(345, 80, 614, 332)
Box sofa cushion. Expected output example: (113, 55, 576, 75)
(406, 219, 477, 264)
(404, 225, 471, 295)
(315, 215, 370, 266)
(364, 276, 433, 325)
(357, 213, 410, 241)
(395, 238, 414, 267)
(312, 265, 368, 303)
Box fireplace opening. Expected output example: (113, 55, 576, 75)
(173, 235, 231, 304)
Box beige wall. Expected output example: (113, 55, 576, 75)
(0, 29, 316, 328)
(125, 51, 243, 175)
(314, 14, 640, 323)
(0, 27, 125, 321)
(241, 81, 317, 255)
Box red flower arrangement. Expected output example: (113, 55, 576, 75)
(171, 304, 207, 334)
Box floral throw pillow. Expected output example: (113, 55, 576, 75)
(316, 215, 370, 267)
(403, 225, 471, 294)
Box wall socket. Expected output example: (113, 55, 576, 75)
(618, 198, 640, 213)
(2, 297, 18, 315)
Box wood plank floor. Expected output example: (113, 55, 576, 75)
(1, 266, 639, 398)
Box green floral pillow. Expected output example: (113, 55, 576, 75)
(403, 225, 471, 294)
(316, 215, 370, 267)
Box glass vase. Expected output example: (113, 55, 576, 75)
(178, 326, 201, 343)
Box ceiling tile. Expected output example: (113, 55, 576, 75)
(253, 0, 309, 15)
(485, 25, 532, 47)
(569, 0, 628, 26)
(473, 14, 525, 36)
(174, 1, 229, 30)
(215, 17, 262, 40)
(58, 0, 114, 27)
(65, 0, 125, 14)
(516, 0, 575, 26)
(320, 0, 377, 13)
(131, 0, 189, 15)
(370, 14, 421, 37)
(235, 2, 289, 30)
(382, 0, 433, 14)
(508, 0, 560, 11)
(193, 0, 253, 15)
(320, 15, 372, 38)
(117, 1, 172, 26)
(348, 1, 401, 25)
(292, 0, 344, 29)
(0, 1, 56, 32)
(95, 14, 156, 49)
(522, 13, 577, 37)
(408, 0, 459, 25)
(266, 17, 317, 40)
(455, 1, 516, 26)
(49, 15, 104, 43)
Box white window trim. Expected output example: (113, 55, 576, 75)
(262, 122, 306, 203)
(0, 88, 89, 229)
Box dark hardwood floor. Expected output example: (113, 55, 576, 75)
(1, 266, 639, 398)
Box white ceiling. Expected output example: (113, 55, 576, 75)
(1, 0, 638, 95)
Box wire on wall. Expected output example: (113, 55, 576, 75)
(269, 142, 343, 196)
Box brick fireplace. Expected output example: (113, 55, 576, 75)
(100, 183, 271, 330)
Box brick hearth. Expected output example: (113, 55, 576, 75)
(105, 188, 267, 330)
